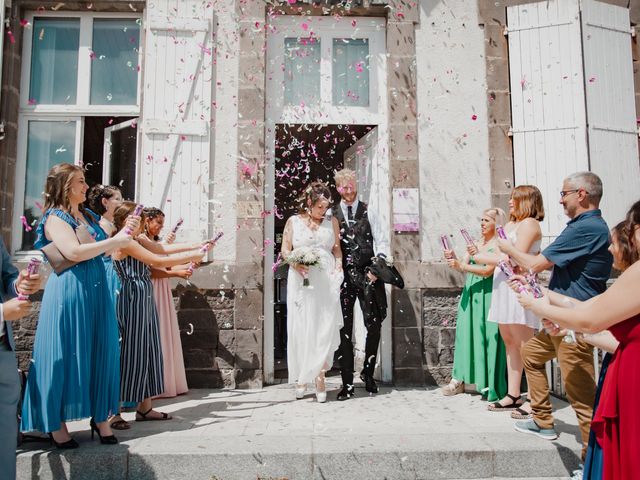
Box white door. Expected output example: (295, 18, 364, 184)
(103, 118, 138, 200)
(580, 0, 640, 226)
(342, 127, 392, 383)
(138, 2, 215, 243)
(507, 0, 589, 244)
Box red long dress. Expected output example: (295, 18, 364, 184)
(591, 314, 640, 480)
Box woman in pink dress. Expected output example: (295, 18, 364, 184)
(138, 208, 210, 398)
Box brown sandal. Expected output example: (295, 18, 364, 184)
(487, 393, 523, 412)
(109, 416, 131, 430)
(511, 405, 533, 419)
(136, 408, 172, 421)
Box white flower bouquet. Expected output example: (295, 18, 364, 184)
(285, 247, 321, 286)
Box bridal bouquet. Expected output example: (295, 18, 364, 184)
(285, 247, 320, 286)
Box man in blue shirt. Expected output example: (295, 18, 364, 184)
(497, 172, 611, 463)
(1, 238, 41, 480)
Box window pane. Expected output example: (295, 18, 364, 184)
(284, 38, 320, 106)
(90, 19, 141, 105)
(22, 121, 76, 250)
(332, 38, 369, 107)
(29, 18, 80, 105)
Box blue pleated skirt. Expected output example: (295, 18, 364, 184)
(21, 256, 121, 433)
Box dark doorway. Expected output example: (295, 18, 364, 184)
(273, 123, 375, 378)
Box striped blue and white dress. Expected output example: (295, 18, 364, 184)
(113, 255, 164, 402)
(21, 208, 120, 433)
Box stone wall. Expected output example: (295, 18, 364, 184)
(421, 289, 460, 385)
(11, 283, 263, 390)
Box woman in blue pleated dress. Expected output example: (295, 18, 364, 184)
(21, 163, 138, 448)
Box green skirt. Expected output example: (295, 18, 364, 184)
(452, 271, 507, 402)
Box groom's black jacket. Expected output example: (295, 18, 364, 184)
(332, 202, 375, 287)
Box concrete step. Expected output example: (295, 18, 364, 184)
(17, 387, 583, 480)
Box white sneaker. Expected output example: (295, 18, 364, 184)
(316, 391, 327, 403)
(570, 465, 583, 480)
(295, 385, 306, 399)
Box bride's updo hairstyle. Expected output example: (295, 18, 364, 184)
(298, 181, 332, 214)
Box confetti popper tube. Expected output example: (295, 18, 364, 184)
(497, 260, 528, 294)
(496, 225, 507, 240)
(125, 204, 144, 235)
(460, 229, 475, 247)
(188, 232, 224, 273)
(440, 234, 451, 251)
(525, 272, 544, 298)
(18, 257, 41, 300)
(171, 218, 184, 234)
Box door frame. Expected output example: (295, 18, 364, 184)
(263, 16, 390, 384)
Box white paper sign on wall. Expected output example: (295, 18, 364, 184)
(393, 188, 419, 232)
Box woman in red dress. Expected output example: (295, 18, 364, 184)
(519, 200, 640, 480)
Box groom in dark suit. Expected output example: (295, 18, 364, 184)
(1, 238, 40, 480)
(332, 168, 388, 400)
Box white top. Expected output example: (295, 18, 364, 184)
(338, 199, 389, 257)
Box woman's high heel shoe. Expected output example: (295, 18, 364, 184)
(48, 433, 79, 449)
(90, 418, 118, 445)
(315, 375, 327, 403)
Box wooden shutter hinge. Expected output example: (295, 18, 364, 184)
(503, 26, 509, 36)
(507, 126, 513, 137)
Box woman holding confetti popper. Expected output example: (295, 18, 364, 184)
(470, 186, 544, 412)
(21, 164, 138, 448)
(441, 208, 508, 402)
(111, 202, 204, 422)
(138, 207, 212, 398)
(281, 182, 344, 403)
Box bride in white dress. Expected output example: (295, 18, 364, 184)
(281, 182, 344, 403)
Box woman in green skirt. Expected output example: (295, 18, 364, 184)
(441, 208, 508, 402)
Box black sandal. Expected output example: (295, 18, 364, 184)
(487, 393, 522, 411)
(135, 408, 172, 421)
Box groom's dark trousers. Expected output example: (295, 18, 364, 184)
(338, 275, 381, 387)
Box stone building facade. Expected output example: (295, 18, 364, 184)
(2, 0, 639, 389)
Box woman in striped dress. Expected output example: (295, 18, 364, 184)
(111, 202, 204, 421)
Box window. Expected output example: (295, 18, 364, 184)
(332, 38, 369, 107)
(15, 12, 141, 252)
(267, 17, 384, 124)
(284, 37, 321, 106)
(29, 18, 80, 104)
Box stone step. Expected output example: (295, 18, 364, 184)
(16, 387, 584, 480)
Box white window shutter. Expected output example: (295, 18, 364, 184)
(507, 0, 589, 242)
(138, 2, 214, 243)
(581, 0, 640, 226)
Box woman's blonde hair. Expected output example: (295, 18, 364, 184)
(43, 163, 85, 213)
(484, 207, 507, 227)
(510, 185, 545, 222)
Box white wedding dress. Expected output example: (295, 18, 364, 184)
(287, 215, 344, 385)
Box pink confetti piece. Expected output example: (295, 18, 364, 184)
(20, 216, 32, 232)
(301, 23, 309, 31)
(351, 19, 357, 27)
(471, 114, 477, 121)
(287, 0, 296, 4)
(19, 19, 29, 27)
(588, 76, 596, 83)
(355, 62, 364, 73)
(6, 30, 15, 45)
(28, 98, 37, 106)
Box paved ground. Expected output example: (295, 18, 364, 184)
(17, 379, 582, 480)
